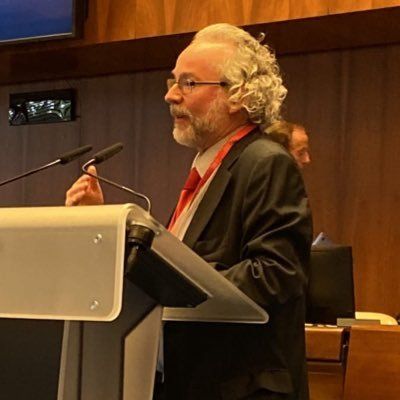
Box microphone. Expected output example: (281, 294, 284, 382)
(0, 144, 93, 188)
(59, 145, 94, 164)
(82, 143, 152, 213)
(89, 142, 124, 165)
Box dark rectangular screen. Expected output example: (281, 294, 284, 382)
(0, 0, 82, 44)
(9, 89, 76, 125)
(306, 245, 355, 325)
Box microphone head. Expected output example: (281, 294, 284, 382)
(93, 142, 124, 164)
(59, 145, 93, 165)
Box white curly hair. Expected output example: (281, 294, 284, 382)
(192, 23, 287, 127)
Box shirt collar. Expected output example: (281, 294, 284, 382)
(192, 128, 242, 177)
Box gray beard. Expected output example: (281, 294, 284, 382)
(172, 124, 205, 149)
(170, 105, 224, 150)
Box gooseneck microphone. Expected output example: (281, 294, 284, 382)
(83, 142, 124, 165)
(0, 144, 93, 188)
(82, 143, 152, 213)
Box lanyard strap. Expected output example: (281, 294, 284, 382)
(192, 123, 256, 200)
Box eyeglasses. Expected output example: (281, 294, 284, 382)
(166, 77, 228, 94)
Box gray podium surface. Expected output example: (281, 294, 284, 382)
(0, 204, 268, 400)
(126, 204, 268, 323)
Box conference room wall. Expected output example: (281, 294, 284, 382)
(0, 43, 398, 317)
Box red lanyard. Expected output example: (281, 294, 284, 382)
(191, 123, 256, 201)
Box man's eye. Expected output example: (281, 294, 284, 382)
(184, 79, 195, 87)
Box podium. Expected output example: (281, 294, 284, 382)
(0, 204, 268, 400)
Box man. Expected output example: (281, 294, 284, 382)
(290, 125, 311, 169)
(266, 121, 311, 169)
(66, 23, 312, 400)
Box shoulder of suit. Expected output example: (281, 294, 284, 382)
(241, 132, 291, 162)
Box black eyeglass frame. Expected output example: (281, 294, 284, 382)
(167, 78, 228, 94)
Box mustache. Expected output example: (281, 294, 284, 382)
(170, 106, 193, 119)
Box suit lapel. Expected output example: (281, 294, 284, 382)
(183, 167, 231, 248)
(183, 128, 262, 248)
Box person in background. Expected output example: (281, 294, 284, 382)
(266, 120, 311, 169)
(66, 23, 312, 400)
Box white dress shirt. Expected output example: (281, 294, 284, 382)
(169, 129, 239, 240)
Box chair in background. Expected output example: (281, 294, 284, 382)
(306, 244, 355, 325)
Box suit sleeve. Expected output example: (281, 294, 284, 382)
(218, 152, 312, 308)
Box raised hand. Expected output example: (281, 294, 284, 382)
(65, 165, 104, 206)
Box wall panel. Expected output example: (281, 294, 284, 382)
(329, 0, 400, 13)
(134, 0, 400, 38)
(281, 46, 400, 316)
(0, 43, 399, 317)
(2, 2, 400, 85)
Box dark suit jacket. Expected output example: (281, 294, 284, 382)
(163, 129, 313, 400)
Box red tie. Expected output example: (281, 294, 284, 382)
(168, 168, 201, 230)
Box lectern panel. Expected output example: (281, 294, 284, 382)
(0, 205, 131, 321)
(126, 204, 268, 324)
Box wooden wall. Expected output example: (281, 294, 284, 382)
(2, 1, 400, 85)
(132, 0, 400, 38)
(280, 46, 400, 316)
(35, 0, 400, 44)
(0, 1, 399, 317)
(1, 43, 399, 316)
(4, 0, 400, 49)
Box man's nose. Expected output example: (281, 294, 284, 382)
(165, 83, 183, 104)
(302, 152, 311, 165)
